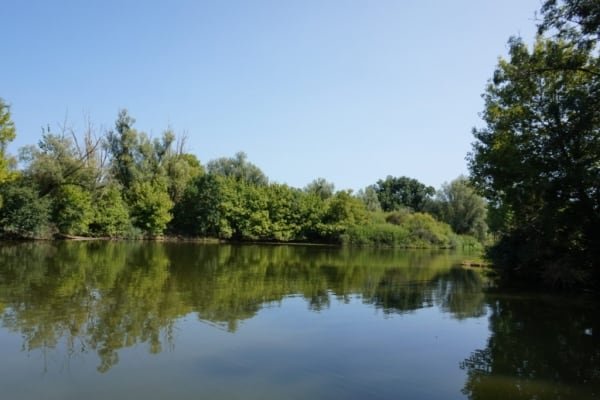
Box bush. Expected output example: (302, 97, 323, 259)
(0, 180, 51, 238)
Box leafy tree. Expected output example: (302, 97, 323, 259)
(374, 176, 435, 212)
(316, 190, 368, 242)
(89, 183, 131, 237)
(165, 152, 204, 204)
(106, 109, 138, 190)
(304, 178, 335, 200)
(468, 36, 600, 288)
(266, 183, 304, 241)
(539, 0, 600, 49)
(105, 111, 176, 236)
(207, 151, 268, 186)
(0, 98, 16, 185)
(52, 184, 94, 235)
(129, 180, 173, 236)
(433, 176, 488, 241)
(20, 132, 97, 196)
(171, 174, 233, 238)
(356, 185, 382, 212)
(0, 178, 51, 238)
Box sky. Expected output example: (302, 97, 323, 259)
(1, 0, 541, 191)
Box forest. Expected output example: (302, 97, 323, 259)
(0, 105, 486, 249)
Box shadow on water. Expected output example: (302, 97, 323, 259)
(0, 241, 482, 373)
(460, 293, 600, 399)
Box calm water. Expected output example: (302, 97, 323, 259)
(0, 242, 598, 400)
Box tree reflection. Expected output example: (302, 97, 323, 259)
(461, 294, 600, 399)
(0, 242, 485, 372)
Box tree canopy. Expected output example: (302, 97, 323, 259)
(0, 99, 16, 185)
(469, 35, 600, 288)
(374, 176, 435, 212)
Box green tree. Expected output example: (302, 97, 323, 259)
(374, 176, 435, 212)
(90, 183, 131, 237)
(0, 98, 16, 185)
(106, 109, 138, 190)
(52, 184, 94, 235)
(0, 178, 51, 238)
(304, 178, 335, 200)
(266, 183, 304, 241)
(165, 152, 204, 204)
(129, 180, 173, 236)
(468, 36, 600, 288)
(105, 111, 175, 236)
(539, 0, 600, 49)
(20, 132, 97, 196)
(317, 190, 368, 242)
(171, 174, 226, 237)
(356, 185, 382, 212)
(434, 176, 488, 242)
(207, 151, 268, 186)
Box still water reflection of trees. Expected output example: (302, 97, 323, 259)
(0, 242, 484, 372)
(461, 294, 600, 399)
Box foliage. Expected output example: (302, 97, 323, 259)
(0, 103, 485, 248)
(105, 109, 138, 190)
(469, 36, 600, 288)
(129, 180, 173, 236)
(20, 133, 90, 195)
(0, 178, 51, 238)
(89, 183, 132, 237)
(342, 210, 480, 249)
(105, 110, 177, 236)
(171, 173, 226, 237)
(265, 183, 305, 241)
(356, 185, 382, 212)
(374, 175, 435, 212)
(207, 151, 268, 186)
(432, 176, 488, 242)
(304, 177, 334, 200)
(165, 152, 204, 204)
(52, 184, 94, 235)
(539, 0, 600, 49)
(0, 98, 16, 185)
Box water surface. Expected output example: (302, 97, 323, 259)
(0, 242, 597, 399)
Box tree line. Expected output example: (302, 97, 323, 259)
(0, 104, 486, 247)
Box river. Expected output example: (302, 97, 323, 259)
(0, 242, 597, 399)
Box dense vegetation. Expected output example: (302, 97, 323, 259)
(469, 0, 600, 288)
(0, 102, 486, 248)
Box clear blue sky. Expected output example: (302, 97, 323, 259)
(2, 0, 540, 191)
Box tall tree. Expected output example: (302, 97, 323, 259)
(434, 176, 487, 242)
(539, 0, 600, 49)
(468, 36, 600, 288)
(374, 176, 435, 212)
(105, 110, 174, 236)
(105, 109, 137, 190)
(207, 151, 268, 186)
(304, 178, 335, 200)
(356, 185, 382, 212)
(0, 98, 16, 185)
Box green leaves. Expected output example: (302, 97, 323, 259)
(374, 176, 435, 212)
(469, 34, 600, 288)
(0, 98, 16, 185)
(0, 178, 51, 238)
